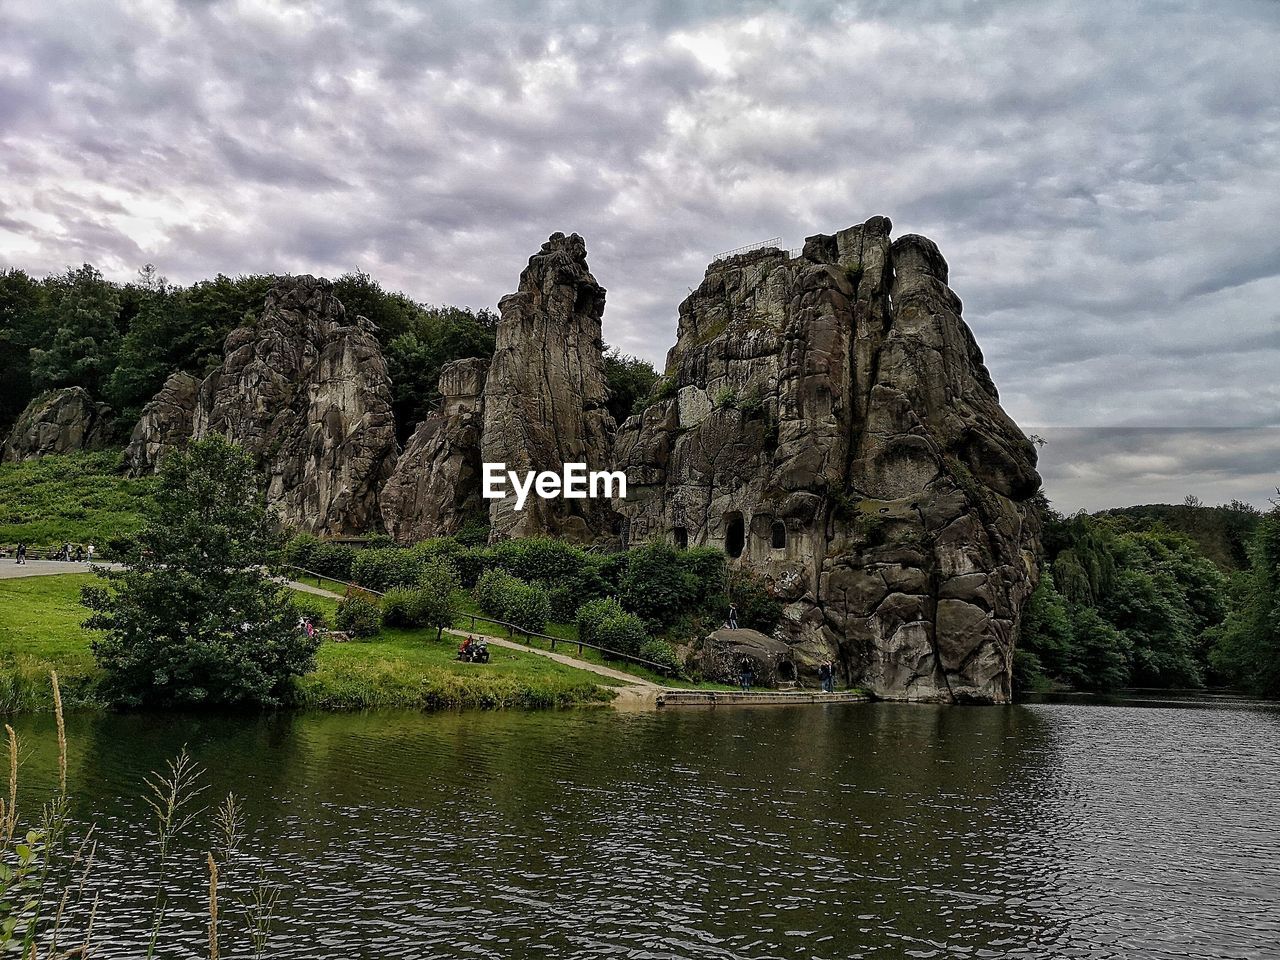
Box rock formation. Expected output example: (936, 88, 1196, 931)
(613, 217, 1040, 703)
(480, 232, 617, 542)
(381, 357, 489, 541)
(698, 628, 798, 688)
(189, 276, 398, 535)
(123, 371, 201, 474)
(1, 387, 113, 462)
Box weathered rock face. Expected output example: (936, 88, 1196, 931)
(191, 276, 398, 535)
(123, 371, 201, 474)
(1, 387, 113, 462)
(614, 217, 1040, 704)
(381, 357, 489, 541)
(481, 232, 617, 542)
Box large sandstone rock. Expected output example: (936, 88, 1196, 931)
(123, 371, 201, 474)
(1, 388, 113, 462)
(614, 217, 1040, 704)
(698, 628, 798, 688)
(381, 357, 489, 542)
(191, 276, 398, 535)
(481, 232, 617, 542)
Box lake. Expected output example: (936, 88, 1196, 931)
(8, 692, 1278, 958)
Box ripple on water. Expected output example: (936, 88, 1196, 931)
(8, 696, 1278, 958)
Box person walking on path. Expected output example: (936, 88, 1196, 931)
(820, 661, 836, 693)
(86, 543, 95, 562)
(728, 603, 739, 630)
(15, 542, 26, 565)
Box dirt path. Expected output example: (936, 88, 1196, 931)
(0, 559, 119, 579)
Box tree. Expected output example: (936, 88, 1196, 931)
(384, 305, 497, 442)
(602, 348, 659, 423)
(0, 268, 45, 430)
(83, 434, 318, 707)
(29, 265, 122, 395)
(1210, 504, 1280, 696)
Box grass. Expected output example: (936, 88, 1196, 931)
(0, 450, 154, 552)
(0, 574, 615, 715)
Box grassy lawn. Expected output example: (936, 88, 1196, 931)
(0, 574, 614, 714)
(286, 572, 737, 691)
(0, 450, 154, 553)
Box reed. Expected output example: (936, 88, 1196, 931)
(0, 672, 287, 957)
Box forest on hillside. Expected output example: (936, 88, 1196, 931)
(1019, 496, 1279, 698)
(0, 264, 658, 445)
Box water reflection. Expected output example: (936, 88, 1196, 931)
(8, 697, 1278, 959)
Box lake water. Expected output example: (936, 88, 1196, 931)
(8, 693, 1279, 959)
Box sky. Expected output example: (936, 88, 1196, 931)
(1, 0, 1277, 511)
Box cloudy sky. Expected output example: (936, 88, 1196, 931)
(2, 0, 1277, 510)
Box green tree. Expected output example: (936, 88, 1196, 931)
(1210, 504, 1280, 696)
(83, 434, 317, 707)
(602, 348, 659, 423)
(0, 267, 45, 430)
(30, 265, 122, 395)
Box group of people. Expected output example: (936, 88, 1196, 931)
(8, 541, 95, 564)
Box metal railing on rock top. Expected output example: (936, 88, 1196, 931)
(280, 564, 675, 677)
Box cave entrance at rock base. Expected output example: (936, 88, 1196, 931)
(724, 511, 745, 558)
(672, 526, 688, 549)
(777, 660, 796, 683)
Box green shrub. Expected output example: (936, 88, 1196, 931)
(282, 533, 356, 581)
(453, 547, 495, 587)
(490, 537, 590, 584)
(380, 586, 426, 627)
(502, 580, 550, 633)
(474, 567, 517, 616)
(728, 569, 783, 632)
(576, 597, 626, 643)
(592, 609, 649, 657)
(336, 592, 381, 638)
(350, 547, 423, 591)
(475, 568, 549, 632)
(638, 639, 682, 673)
(682, 547, 727, 607)
(619, 542, 699, 628)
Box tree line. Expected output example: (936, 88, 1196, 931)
(1019, 496, 1279, 698)
(0, 264, 659, 445)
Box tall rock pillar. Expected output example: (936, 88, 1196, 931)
(481, 232, 616, 542)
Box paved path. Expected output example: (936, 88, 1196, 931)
(0, 559, 119, 579)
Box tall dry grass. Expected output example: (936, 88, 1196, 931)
(0, 672, 283, 958)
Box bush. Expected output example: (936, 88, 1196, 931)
(502, 580, 550, 633)
(728, 569, 783, 632)
(381, 586, 427, 627)
(350, 547, 423, 592)
(474, 567, 517, 616)
(474, 568, 548, 632)
(592, 609, 649, 657)
(490, 537, 590, 584)
(282, 533, 356, 581)
(453, 547, 495, 587)
(577, 597, 625, 643)
(336, 592, 381, 638)
(619, 542, 699, 628)
(638, 639, 682, 674)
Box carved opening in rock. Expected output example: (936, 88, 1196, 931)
(770, 521, 786, 549)
(778, 661, 795, 682)
(724, 512, 745, 558)
(673, 526, 688, 549)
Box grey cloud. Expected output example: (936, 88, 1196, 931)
(1, 0, 1278, 509)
